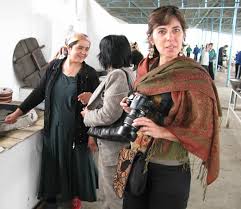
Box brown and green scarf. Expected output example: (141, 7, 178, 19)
(134, 56, 222, 186)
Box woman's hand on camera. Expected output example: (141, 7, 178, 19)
(120, 97, 131, 113)
(133, 117, 163, 138)
(133, 117, 178, 141)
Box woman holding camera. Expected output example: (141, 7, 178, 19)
(81, 35, 135, 209)
(121, 6, 221, 209)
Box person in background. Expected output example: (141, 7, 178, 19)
(200, 44, 210, 71)
(131, 42, 144, 71)
(222, 45, 228, 68)
(81, 35, 135, 209)
(5, 33, 99, 209)
(199, 44, 204, 62)
(208, 43, 216, 80)
(185, 45, 192, 57)
(218, 45, 228, 69)
(193, 45, 200, 61)
(235, 50, 241, 79)
(120, 6, 221, 209)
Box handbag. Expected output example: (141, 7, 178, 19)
(87, 111, 129, 142)
(87, 69, 132, 142)
(113, 138, 154, 198)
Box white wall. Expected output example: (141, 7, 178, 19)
(33, 0, 135, 70)
(37, 0, 149, 70)
(32, 0, 78, 60)
(118, 24, 149, 57)
(79, 0, 149, 69)
(0, 0, 52, 100)
(80, 0, 129, 69)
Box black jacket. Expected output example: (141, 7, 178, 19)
(19, 58, 99, 139)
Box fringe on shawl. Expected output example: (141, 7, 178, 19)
(189, 154, 209, 200)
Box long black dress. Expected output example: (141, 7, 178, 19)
(38, 71, 98, 202)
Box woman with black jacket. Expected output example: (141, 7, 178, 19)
(5, 33, 99, 209)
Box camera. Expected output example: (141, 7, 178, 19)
(117, 92, 173, 142)
(117, 93, 156, 141)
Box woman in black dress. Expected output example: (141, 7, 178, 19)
(5, 33, 99, 209)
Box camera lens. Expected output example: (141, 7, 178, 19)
(117, 125, 138, 141)
(117, 93, 152, 142)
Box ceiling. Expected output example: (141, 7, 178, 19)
(94, 0, 241, 34)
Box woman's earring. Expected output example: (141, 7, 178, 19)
(148, 44, 155, 59)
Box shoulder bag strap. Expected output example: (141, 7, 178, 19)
(122, 69, 133, 93)
(144, 138, 154, 157)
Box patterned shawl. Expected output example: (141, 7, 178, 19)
(134, 56, 222, 185)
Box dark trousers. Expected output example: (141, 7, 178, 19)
(235, 64, 241, 79)
(123, 163, 191, 209)
(208, 62, 215, 80)
(194, 54, 198, 61)
(218, 58, 222, 67)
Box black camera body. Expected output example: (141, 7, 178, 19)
(117, 92, 173, 142)
(117, 93, 155, 141)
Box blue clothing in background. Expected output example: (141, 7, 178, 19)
(235, 51, 241, 79)
(235, 51, 241, 65)
(193, 46, 200, 56)
(193, 46, 200, 61)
